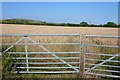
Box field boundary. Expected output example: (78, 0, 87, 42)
(1, 34, 81, 74)
(84, 35, 120, 78)
(1, 34, 120, 78)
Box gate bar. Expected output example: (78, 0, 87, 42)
(1, 34, 80, 37)
(27, 37, 79, 72)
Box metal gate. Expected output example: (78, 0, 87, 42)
(84, 35, 120, 78)
(1, 34, 120, 78)
(1, 34, 81, 74)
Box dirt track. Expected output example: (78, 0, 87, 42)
(1, 24, 119, 36)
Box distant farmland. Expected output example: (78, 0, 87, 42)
(1, 24, 119, 36)
(1, 24, 119, 78)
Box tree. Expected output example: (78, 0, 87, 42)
(80, 22, 88, 26)
(106, 22, 117, 27)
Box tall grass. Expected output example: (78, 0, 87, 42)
(0, 52, 2, 80)
(85, 38, 119, 78)
(1, 36, 81, 79)
(1, 36, 119, 79)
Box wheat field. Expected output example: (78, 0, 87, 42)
(1, 24, 119, 79)
(1, 24, 119, 36)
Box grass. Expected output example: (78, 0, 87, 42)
(1, 36, 82, 79)
(84, 37, 119, 78)
(0, 53, 2, 80)
(1, 35, 119, 79)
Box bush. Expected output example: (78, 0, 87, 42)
(2, 52, 17, 79)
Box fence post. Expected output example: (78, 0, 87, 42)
(79, 33, 81, 72)
(24, 35, 29, 72)
(83, 34, 86, 74)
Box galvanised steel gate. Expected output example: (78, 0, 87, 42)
(1, 34, 120, 78)
(1, 34, 81, 74)
(84, 35, 120, 78)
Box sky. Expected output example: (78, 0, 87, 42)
(1, 0, 120, 2)
(2, 2, 118, 25)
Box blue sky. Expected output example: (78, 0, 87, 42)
(2, 2, 118, 25)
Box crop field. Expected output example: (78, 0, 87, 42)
(1, 24, 119, 36)
(0, 24, 119, 79)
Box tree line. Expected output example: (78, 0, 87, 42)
(0, 18, 119, 28)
